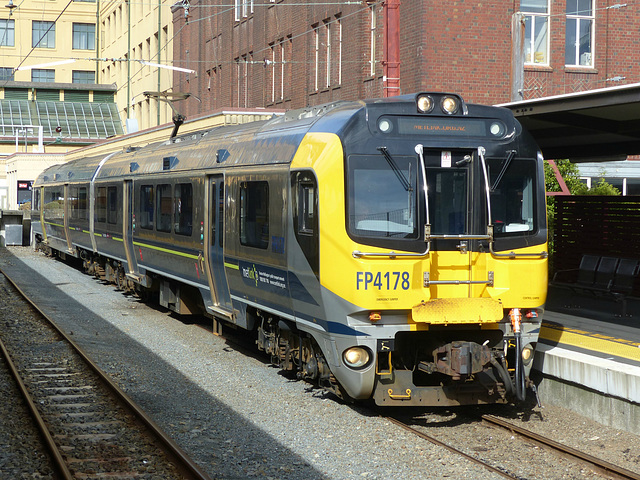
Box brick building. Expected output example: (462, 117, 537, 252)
(170, 0, 640, 117)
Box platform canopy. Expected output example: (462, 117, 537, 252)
(498, 83, 640, 162)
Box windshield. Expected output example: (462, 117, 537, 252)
(426, 169, 468, 235)
(488, 157, 537, 236)
(347, 154, 418, 238)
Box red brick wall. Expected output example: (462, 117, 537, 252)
(171, 0, 640, 118)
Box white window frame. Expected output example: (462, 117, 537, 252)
(313, 26, 319, 91)
(337, 19, 342, 85)
(325, 22, 331, 88)
(0, 19, 15, 47)
(279, 40, 285, 100)
(369, 5, 376, 77)
(565, 0, 594, 67)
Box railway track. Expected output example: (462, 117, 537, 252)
(387, 413, 640, 480)
(481, 414, 640, 480)
(0, 268, 212, 480)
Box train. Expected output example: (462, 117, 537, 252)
(32, 92, 548, 406)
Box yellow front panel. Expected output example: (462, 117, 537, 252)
(290, 132, 548, 320)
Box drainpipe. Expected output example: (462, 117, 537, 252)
(383, 0, 401, 97)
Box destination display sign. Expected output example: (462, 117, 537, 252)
(396, 117, 488, 136)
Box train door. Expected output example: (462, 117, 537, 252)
(426, 151, 473, 298)
(122, 180, 138, 275)
(204, 175, 234, 319)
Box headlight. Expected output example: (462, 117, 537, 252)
(378, 118, 393, 133)
(489, 121, 506, 137)
(343, 347, 372, 369)
(521, 344, 534, 366)
(417, 95, 434, 113)
(441, 96, 460, 115)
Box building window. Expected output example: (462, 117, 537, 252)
(72, 70, 95, 84)
(0, 67, 13, 81)
(237, 54, 250, 107)
(565, 0, 594, 67)
(32, 69, 55, 83)
(325, 21, 331, 88)
(0, 19, 15, 47)
(33, 21, 55, 48)
(522, 0, 549, 65)
(234, 0, 253, 20)
(73, 23, 96, 50)
(313, 25, 319, 91)
(369, 5, 376, 77)
(337, 18, 342, 86)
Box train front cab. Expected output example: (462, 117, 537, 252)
(308, 94, 548, 406)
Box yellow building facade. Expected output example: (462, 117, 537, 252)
(0, 0, 99, 85)
(99, 0, 175, 133)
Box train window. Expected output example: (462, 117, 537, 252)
(174, 183, 193, 236)
(140, 185, 154, 230)
(33, 188, 40, 212)
(488, 158, 537, 235)
(156, 184, 172, 233)
(96, 187, 107, 223)
(78, 187, 88, 221)
(347, 154, 419, 239)
(298, 182, 316, 235)
(44, 187, 64, 222)
(70, 186, 79, 220)
(219, 182, 224, 248)
(426, 169, 468, 235)
(240, 181, 269, 249)
(107, 186, 118, 224)
(70, 186, 88, 222)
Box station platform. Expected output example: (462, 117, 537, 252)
(536, 285, 640, 434)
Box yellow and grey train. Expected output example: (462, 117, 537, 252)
(32, 93, 548, 406)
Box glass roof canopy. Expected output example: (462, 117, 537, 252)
(0, 99, 123, 139)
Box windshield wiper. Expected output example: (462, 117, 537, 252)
(377, 146, 412, 191)
(490, 150, 517, 192)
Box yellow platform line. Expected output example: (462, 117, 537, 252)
(540, 321, 640, 361)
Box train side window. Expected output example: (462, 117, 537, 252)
(240, 181, 269, 249)
(219, 182, 224, 248)
(44, 187, 64, 222)
(174, 183, 193, 236)
(156, 184, 172, 233)
(107, 186, 118, 224)
(70, 186, 79, 220)
(140, 185, 154, 230)
(33, 188, 41, 211)
(298, 182, 315, 235)
(79, 187, 88, 221)
(96, 187, 107, 223)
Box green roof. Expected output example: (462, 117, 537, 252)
(0, 99, 123, 139)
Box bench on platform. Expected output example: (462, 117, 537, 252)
(552, 255, 640, 316)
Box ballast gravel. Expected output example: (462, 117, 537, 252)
(1, 245, 640, 479)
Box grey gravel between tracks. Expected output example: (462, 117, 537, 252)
(1, 245, 640, 480)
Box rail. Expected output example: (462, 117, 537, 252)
(0, 266, 213, 480)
